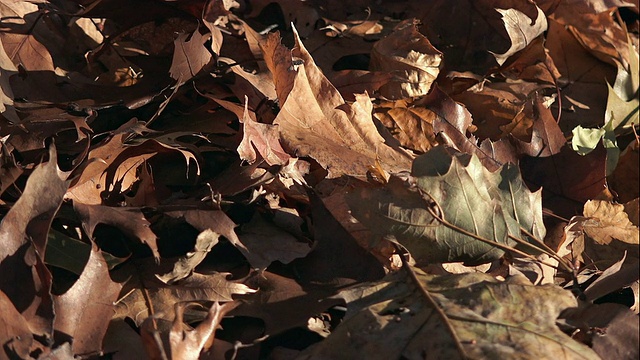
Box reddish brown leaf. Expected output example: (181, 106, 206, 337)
(53, 244, 123, 355)
(74, 203, 160, 260)
(521, 144, 607, 204)
(426, 86, 517, 171)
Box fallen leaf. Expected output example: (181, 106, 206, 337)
(425, 86, 517, 171)
(169, 29, 212, 82)
(238, 213, 311, 270)
(298, 266, 599, 359)
(370, 19, 443, 99)
(292, 190, 385, 286)
(74, 203, 160, 260)
(232, 270, 342, 335)
(115, 268, 255, 326)
(374, 99, 438, 153)
(348, 146, 545, 265)
(491, 6, 548, 65)
(156, 229, 220, 284)
(582, 199, 639, 268)
(259, 28, 412, 179)
(0, 145, 68, 337)
(169, 301, 238, 360)
(0, 290, 34, 359)
(563, 303, 639, 359)
(53, 243, 123, 355)
(237, 100, 290, 166)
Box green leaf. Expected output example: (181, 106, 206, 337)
(46, 229, 91, 275)
(347, 146, 545, 265)
(571, 126, 605, 155)
(297, 267, 600, 359)
(46, 229, 129, 273)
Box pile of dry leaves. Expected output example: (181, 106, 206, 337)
(0, 0, 638, 359)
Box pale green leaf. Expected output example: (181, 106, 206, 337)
(571, 126, 606, 155)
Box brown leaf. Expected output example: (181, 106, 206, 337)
(53, 244, 123, 355)
(292, 190, 385, 286)
(374, 99, 438, 153)
(370, 19, 443, 99)
(115, 270, 255, 326)
(563, 303, 639, 359)
(156, 229, 220, 284)
(491, 6, 547, 65)
(0, 37, 18, 123)
(232, 270, 341, 335)
(417, 0, 545, 73)
(170, 29, 212, 82)
(259, 29, 412, 179)
(169, 301, 239, 360)
(426, 86, 517, 171)
(510, 94, 567, 157)
(0, 3, 55, 71)
(582, 199, 639, 268)
(165, 209, 246, 253)
(545, 18, 616, 131)
(0, 290, 34, 359)
(238, 213, 311, 270)
(67, 119, 150, 204)
(74, 203, 160, 260)
(237, 101, 290, 166)
(609, 139, 639, 203)
(453, 80, 550, 141)
(0, 145, 67, 338)
(521, 143, 607, 204)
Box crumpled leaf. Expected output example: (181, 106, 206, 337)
(348, 145, 545, 265)
(582, 199, 639, 268)
(374, 99, 438, 153)
(298, 267, 599, 359)
(74, 203, 160, 260)
(115, 268, 256, 326)
(169, 301, 238, 360)
(426, 86, 517, 171)
(156, 229, 220, 284)
(237, 100, 290, 166)
(370, 19, 443, 99)
(491, 6, 548, 66)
